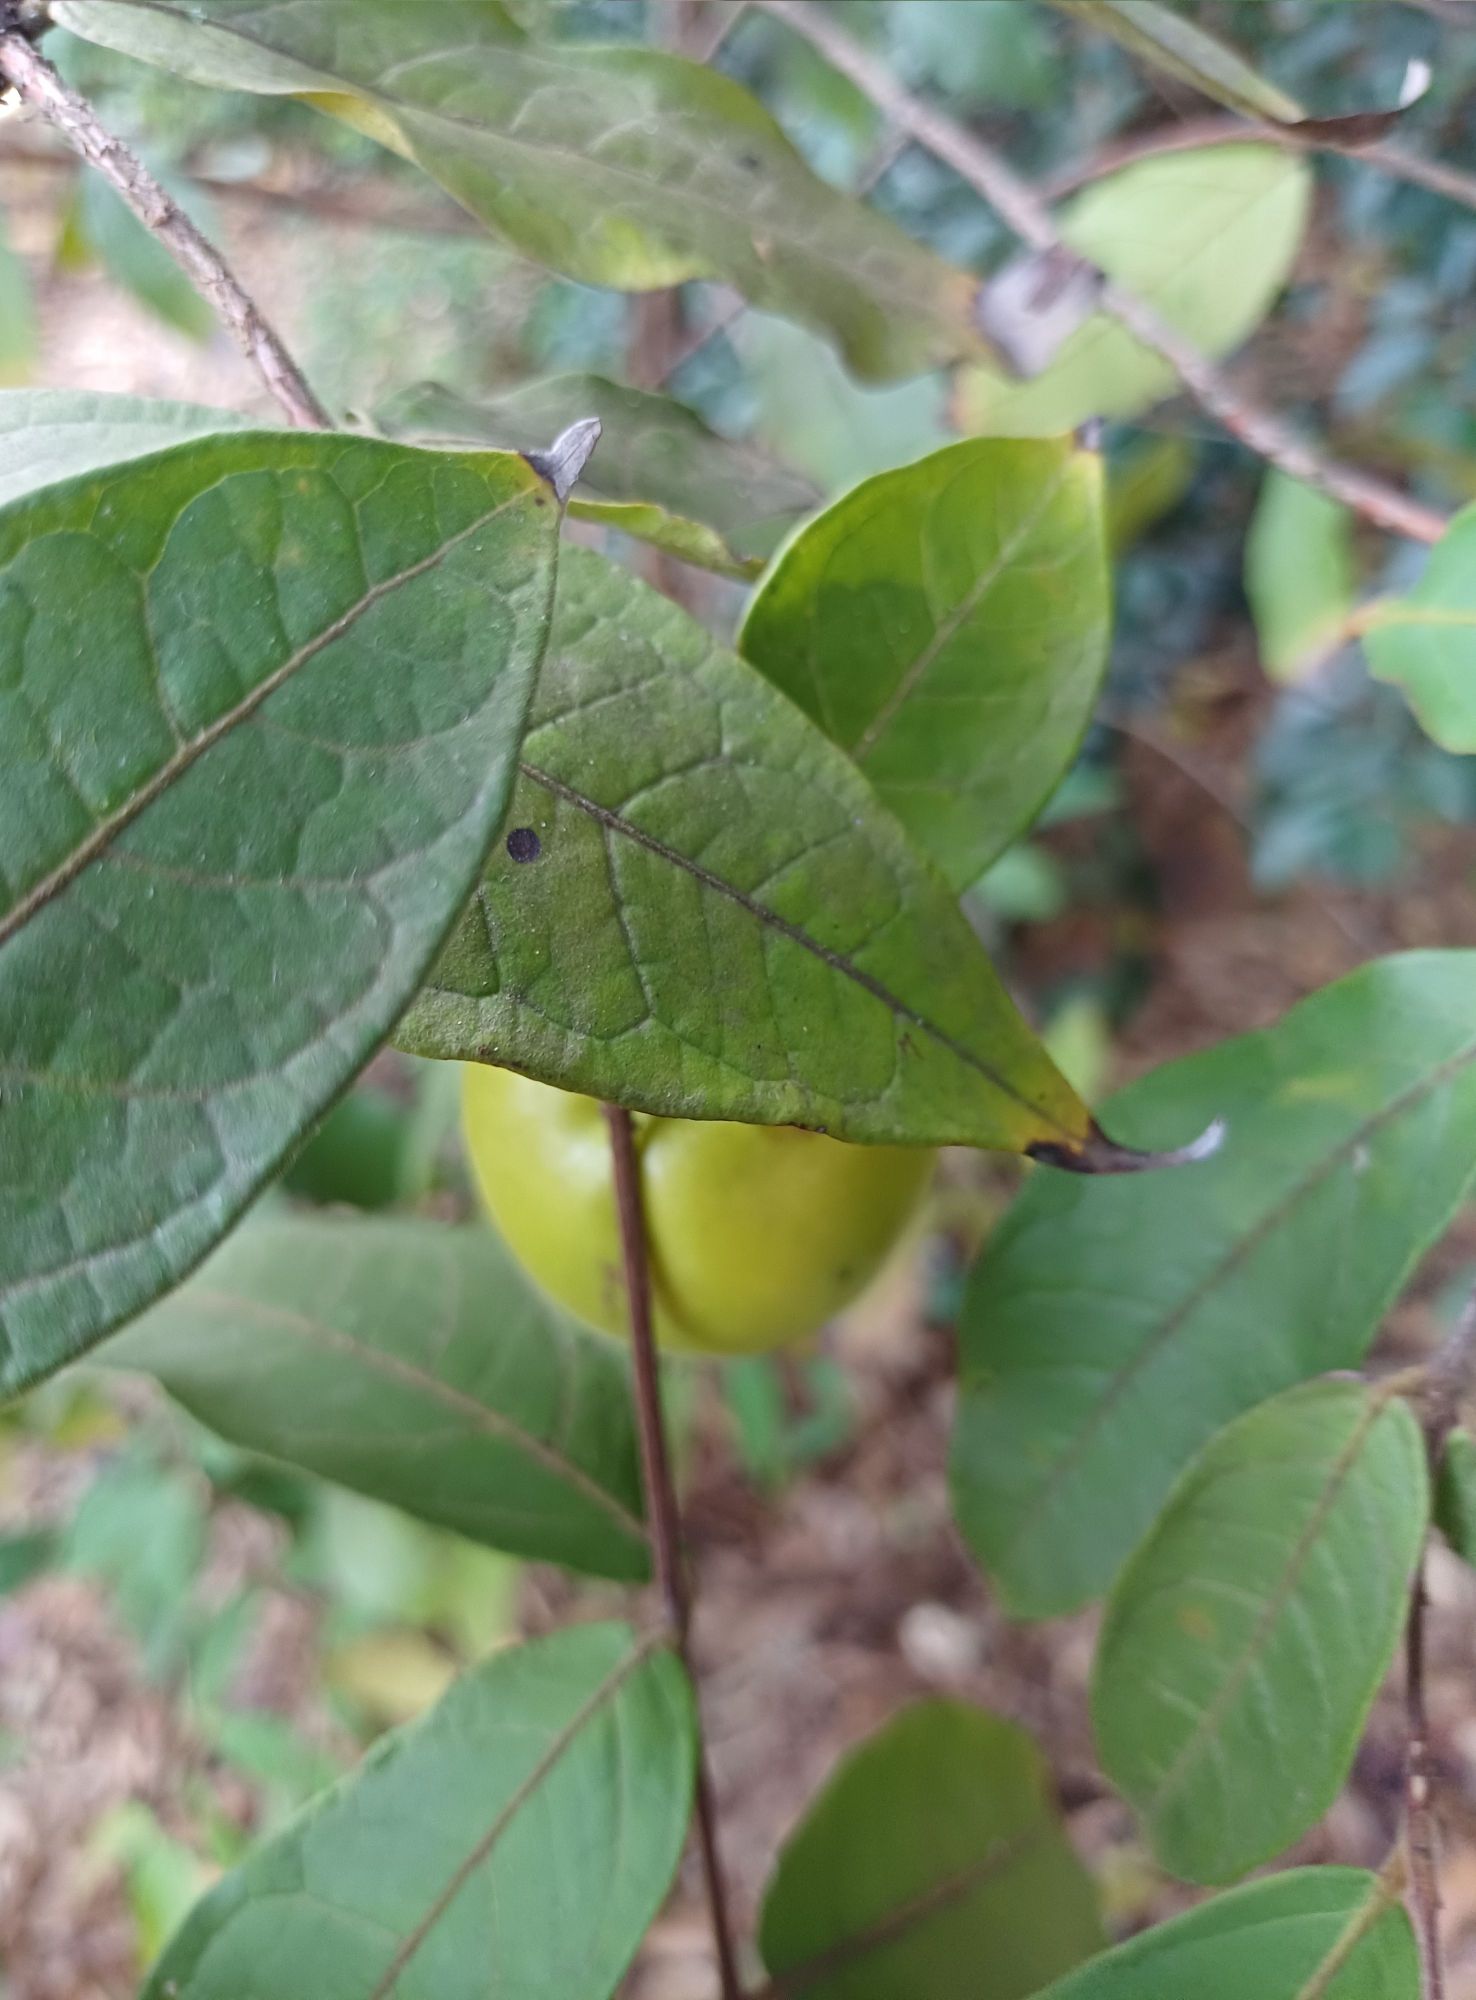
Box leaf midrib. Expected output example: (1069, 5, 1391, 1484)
(0, 475, 528, 951)
(366, 1633, 665, 2000)
(996, 1024, 1476, 1564)
(518, 759, 1079, 1143)
(181, 1285, 647, 1543)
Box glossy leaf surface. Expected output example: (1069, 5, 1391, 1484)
(952, 952, 1476, 1615)
(0, 388, 249, 509)
(741, 437, 1109, 888)
(107, 1214, 648, 1580)
(143, 1623, 694, 2000)
(1364, 507, 1476, 750)
(0, 431, 559, 1389)
(399, 547, 1094, 1159)
(1093, 1380, 1427, 1882)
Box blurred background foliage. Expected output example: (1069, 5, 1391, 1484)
(3, 0, 1476, 1986)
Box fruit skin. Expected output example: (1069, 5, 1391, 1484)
(462, 1065, 936, 1356)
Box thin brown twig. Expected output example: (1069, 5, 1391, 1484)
(1406, 1555, 1443, 2000)
(602, 1105, 743, 2000)
(0, 29, 330, 427)
(1042, 111, 1476, 213)
(754, 0, 1449, 548)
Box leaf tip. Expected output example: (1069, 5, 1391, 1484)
(1028, 1114, 1227, 1177)
(526, 416, 601, 503)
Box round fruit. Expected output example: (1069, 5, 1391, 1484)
(462, 1065, 936, 1356)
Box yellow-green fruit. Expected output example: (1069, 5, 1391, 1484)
(462, 1065, 936, 1356)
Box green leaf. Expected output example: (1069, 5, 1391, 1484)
(1246, 471, 1356, 684)
(381, 376, 818, 569)
(955, 146, 1311, 437)
(0, 216, 38, 387)
(143, 1622, 695, 2000)
(71, 168, 218, 341)
(0, 388, 249, 509)
(1093, 1379, 1427, 1883)
(0, 429, 562, 1392)
(951, 951, 1476, 1616)
(1364, 506, 1476, 751)
(1435, 1426, 1476, 1563)
(106, 1214, 648, 1581)
(55, 0, 998, 383)
(1051, 1, 1304, 124)
(740, 437, 1110, 889)
(759, 1699, 1102, 2000)
(397, 546, 1096, 1160)
(1036, 1868, 1418, 2000)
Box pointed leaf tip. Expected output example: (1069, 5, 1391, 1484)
(527, 416, 601, 503)
(1029, 1115, 1227, 1176)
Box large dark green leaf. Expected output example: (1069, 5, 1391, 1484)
(1093, 1380, 1427, 1883)
(955, 146, 1310, 436)
(382, 376, 819, 571)
(1364, 507, 1476, 751)
(740, 437, 1109, 889)
(398, 547, 1100, 1161)
(55, 0, 999, 383)
(144, 1622, 694, 2000)
(0, 388, 249, 508)
(758, 1700, 1102, 2000)
(106, 1214, 648, 1581)
(0, 430, 562, 1392)
(951, 953, 1476, 1616)
(1036, 1869, 1417, 2000)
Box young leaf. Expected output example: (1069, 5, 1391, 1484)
(0, 387, 249, 508)
(740, 437, 1110, 889)
(951, 951, 1476, 1617)
(0, 431, 562, 1391)
(955, 146, 1311, 436)
(105, 1214, 648, 1581)
(143, 1622, 695, 2000)
(1435, 1426, 1476, 1563)
(1363, 506, 1476, 751)
(1035, 1867, 1417, 1999)
(1092, 1379, 1427, 1883)
(382, 376, 819, 568)
(54, 0, 1000, 382)
(397, 546, 1098, 1161)
(759, 1700, 1102, 2000)
(1246, 471, 1356, 683)
(1051, 1, 1304, 124)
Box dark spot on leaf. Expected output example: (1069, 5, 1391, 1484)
(738, 151, 761, 171)
(506, 826, 542, 863)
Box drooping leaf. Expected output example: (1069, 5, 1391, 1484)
(0, 388, 249, 508)
(1051, 1, 1303, 123)
(955, 146, 1311, 437)
(55, 0, 1000, 382)
(0, 430, 563, 1391)
(1246, 471, 1356, 683)
(951, 952, 1476, 1617)
(740, 437, 1110, 889)
(397, 546, 1098, 1161)
(1035, 1868, 1417, 2000)
(1363, 507, 1476, 751)
(0, 216, 38, 387)
(105, 1214, 648, 1581)
(1093, 1379, 1427, 1883)
(1435, 1426, 1476, 1563)
(143, 1622, 695, 2000)
(381, 376, 818, 570)
(758, 1700, 1102, 2000)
